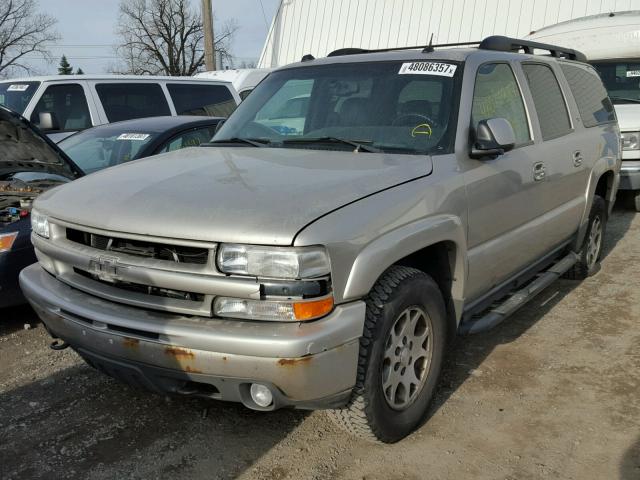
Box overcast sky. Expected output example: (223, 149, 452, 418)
(26, 0, 280, 75)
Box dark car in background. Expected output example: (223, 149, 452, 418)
(0, 106, 82, 307)
(57, 116, 223, 174)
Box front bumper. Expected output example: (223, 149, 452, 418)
(619, 161, 640, 191)
(20, 263, 365, 410)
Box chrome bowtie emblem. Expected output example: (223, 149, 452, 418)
(89, 255, 120, 282)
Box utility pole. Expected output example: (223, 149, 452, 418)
(202, 0, 216, 71)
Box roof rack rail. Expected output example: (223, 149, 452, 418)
(478, 35, 587, 62)
(327, 41, 480, 57)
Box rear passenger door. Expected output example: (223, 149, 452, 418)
(465, 62, 548, 299)
(519, 62, 585, 244)
(166, 83, 238, 117)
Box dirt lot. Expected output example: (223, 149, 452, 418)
(1, 208, 638, 480)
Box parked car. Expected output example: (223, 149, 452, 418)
(527, 11, 640, 210)
(0, 75, 239, 142)
(20, 36, 620, 443)
(0, 106, 82, 307)
(196, 68, 273, 100)
(58, 116, 223, 174)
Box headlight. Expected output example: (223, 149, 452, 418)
(621, 131, 640, 150)
(30, 210, 50, 238)
(214, 296, 334, 322)
(0, 232, 18, 252)
(217, 244, 330, 279)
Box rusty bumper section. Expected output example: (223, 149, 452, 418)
(20, 264, 365, 410)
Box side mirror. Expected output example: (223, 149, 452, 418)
(470, 118, 516, 159)
(38, 112, 60, 131)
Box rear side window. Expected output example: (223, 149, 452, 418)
(472, 63, 531, 145)
(96, 83, 170, 122)
(167, 84, 237, 117)
(561, 64, 616, 127)
(522, 64, 572, 140)
(30, 83, 91, 131)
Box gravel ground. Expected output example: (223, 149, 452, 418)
(0, 208, 638, 480)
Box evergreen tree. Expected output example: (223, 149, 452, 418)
(76, 67, 84, 75)
(58, 55, 73, 75)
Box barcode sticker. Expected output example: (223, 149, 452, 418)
(117, 133, 150, 141)
(7, 84, 29, 91)
(398, 62, 457, 77)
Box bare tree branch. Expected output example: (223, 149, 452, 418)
(0, 0, 59, 77)
(113, 0, 237, 76)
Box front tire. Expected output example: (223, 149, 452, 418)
(328, 266, 447, 443)
(633, 191, 640, 212)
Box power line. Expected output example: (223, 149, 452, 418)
(258, 0, 269, 30)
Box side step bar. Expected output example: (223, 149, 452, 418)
(458, 252, 579, 335)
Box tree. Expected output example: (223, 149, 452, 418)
(0, 0, 59, 77)
(114, 0, 237, 76)
(57, 54, 72, 74)
(76, 67, 84, 74)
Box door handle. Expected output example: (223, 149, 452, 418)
(573, 150, 583, 167)
(533, 161, 546, 181)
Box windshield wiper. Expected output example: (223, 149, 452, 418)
(610, 96, 640, 104)
(282, 136, 381, 153)
(206, 137, 271, 147)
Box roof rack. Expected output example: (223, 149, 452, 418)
(478, 35, 587, 62)
(325, 41, 480, 58)
(320, 35, 586, 62)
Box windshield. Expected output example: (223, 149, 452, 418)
(0, 81, 40, 114)
(213, 60, 461, 155)
(59, 128, 158, 174)
(591, 60, 640, 104)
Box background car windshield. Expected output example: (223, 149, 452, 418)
(0, 81, 40, 114)
(214, 61, 460, 155)
(59, 129, 158, 174)
(591, 60, 640, 103)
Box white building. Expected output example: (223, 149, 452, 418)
(259, 0, 640, 68)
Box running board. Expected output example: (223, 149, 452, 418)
(458, 252, 579, 335)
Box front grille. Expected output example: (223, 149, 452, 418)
(74, 268, 206, 302)
(66, 228, 209, 265)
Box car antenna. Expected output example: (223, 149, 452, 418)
(422, 34, 435, 53)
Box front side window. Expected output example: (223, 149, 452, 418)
(0, 81, 40, 114)
(591, 59, 640, 105)
(561, 63, 615, 127)
(59, 128, 158, 174)
(471, 63, 530, 145)
(96, 83, 170, 122)
(30, 83, 91, 131)
(213, 61, 461, 155)
(158, 126, 217, 153)
(522, 63, 572, 141)
(167, 83, 237, 117)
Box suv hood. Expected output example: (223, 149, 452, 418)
(0, 106, 82, 178)
(614, 104, 640, 131)
(36, 146, 432, 245)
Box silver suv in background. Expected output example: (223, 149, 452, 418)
(20, 36, 620, 443)
(0, 75, 240, 142)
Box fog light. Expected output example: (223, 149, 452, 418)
(250, 383, 273, 407)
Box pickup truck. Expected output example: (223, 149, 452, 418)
(20, 36, 621, 443)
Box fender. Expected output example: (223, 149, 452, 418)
(342, 214, 467, 321)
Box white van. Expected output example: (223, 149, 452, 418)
(0, 75, 240, 142)
(195, 68, 272, 100)
(528, 11, 640, 210)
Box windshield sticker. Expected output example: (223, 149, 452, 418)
(7, 84, 29, 91)
(399, 62, 457, 77)
(117, 133, 150, 141)
(411, 123, 432, 137)
(626, 70, 640, 77)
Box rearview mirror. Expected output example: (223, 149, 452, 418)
(38, 112, 60, 131)
(470, 118, 516, 159)
(214, 119, 226, 134)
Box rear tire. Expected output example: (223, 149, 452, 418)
(633, 191, 640, 212)
(566, 195, 606, 280)
(328, 266, 447, 443)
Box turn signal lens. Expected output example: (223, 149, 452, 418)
(0, 232, 18, 252)
(293, 296, 334, 321)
